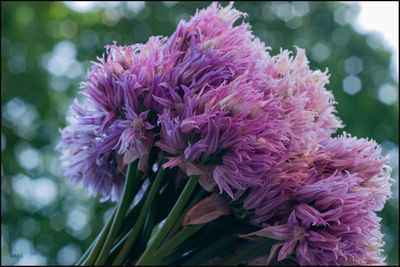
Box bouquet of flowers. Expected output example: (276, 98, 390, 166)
(57, 2, 392, 265)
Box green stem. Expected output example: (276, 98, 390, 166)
(136, 175, 199, 265)
(75, 235, 96, 265)
(154, 224, 204, 260)
(125, 207, 157, 264)
(106, 194, 147, 264)
(112, 167, 165, 265)
(165, 189, 207, 241)
(94, 161, 139, 265)
(82, 208, 116, 265)
(149, 189, 208, 265)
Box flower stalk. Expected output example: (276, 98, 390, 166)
(112, 166, 166, 265)
(94, 161, 139, 265)
(135, 175, 199, 265)
(81, 208, 116, 266)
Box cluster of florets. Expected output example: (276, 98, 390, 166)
(57, 2, 391, 265)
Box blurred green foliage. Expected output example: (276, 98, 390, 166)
(1, 1, 398, 265)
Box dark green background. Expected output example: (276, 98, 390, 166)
(1, 1, 398, 265)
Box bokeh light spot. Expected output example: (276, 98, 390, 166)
(63, 2, 97, 13)
(103, 8, 121, 26)
(344, 56, 363, 75)
(331, 27, 350, 46)
(42, 41, 77, 77)
(57, 243, 81, 265)
(17, 147, 41, 170)
(162, 1, 178, 8)
(126, 1, 146, 17)
(21, 218, 41, 237)
(292, 2, 309, 17)
(274, 2, 295, 22)
(33, 178, 58, 207)
(343, 76, 362, 95)
(50, 76, 70, 92)
(378, 84, 398, 105)
(79, 30, 100, 49)
(311, 42, 331, 62)
(67, 208, 89, 232)
(60, 20, 78, 38)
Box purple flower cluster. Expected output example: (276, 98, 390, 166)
(244, 170, 389, 265)
(57, 38, 166, 201)
(57, 2, 392, 265)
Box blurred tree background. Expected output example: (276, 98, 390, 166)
(1, 1, 398, 265)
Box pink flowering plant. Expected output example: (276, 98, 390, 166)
(57, 2, 392, 265)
